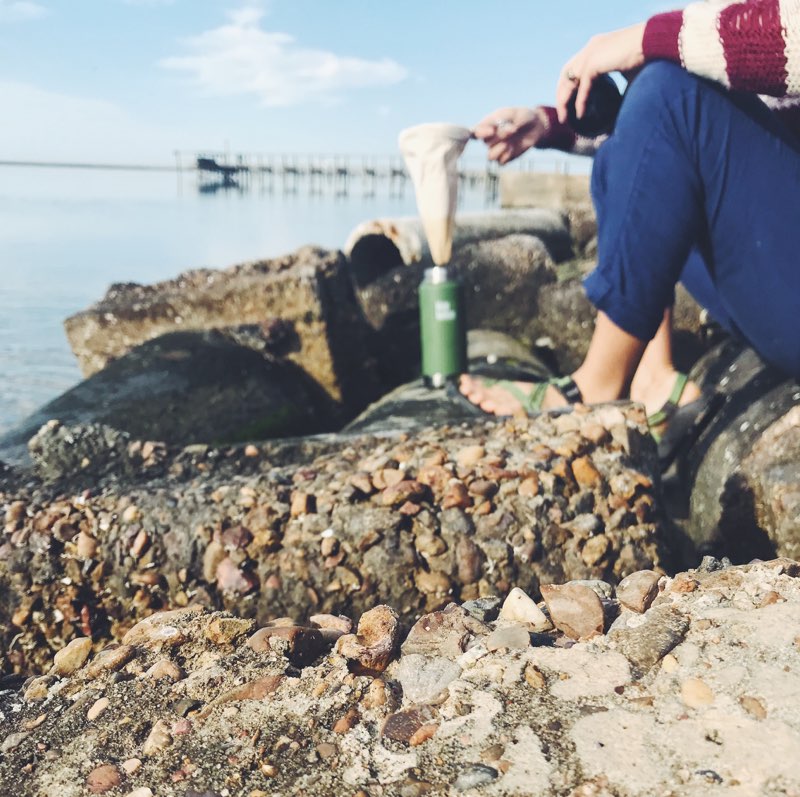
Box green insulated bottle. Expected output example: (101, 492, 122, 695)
(419, 266, 467, 387)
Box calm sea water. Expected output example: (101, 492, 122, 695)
(0, 165, 496, 436)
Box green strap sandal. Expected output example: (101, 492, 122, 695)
(647, 373, 724, 471)
(646, 372, 689, 444)
(456, 374, 584, 416)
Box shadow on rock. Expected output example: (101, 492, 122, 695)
(669, 338, 799, 562)
(346, 329, 552, 437)
(0, 328, 339, 466)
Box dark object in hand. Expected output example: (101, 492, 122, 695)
(567, 74, 623, 138)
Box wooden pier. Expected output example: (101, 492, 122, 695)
(185, 151, 502, 199)
(0, 154, 581, 204)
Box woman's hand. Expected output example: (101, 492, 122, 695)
(472, 107, 548, 164)
(556, 23, 646, 124)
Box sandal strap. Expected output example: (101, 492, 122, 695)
(647, 372, 689, 428)
(522, 381, 550, 413)
(521, 376, 583, 414)
(498, 380, 537, 410)
(667, 372, 689, 406)
(552, 375, 583, 405)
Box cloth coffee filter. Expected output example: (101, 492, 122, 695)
(398, 123, 472, 266)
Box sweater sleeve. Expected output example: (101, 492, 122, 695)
(535, 107, 606, 156)
(643, 0, 797, 97)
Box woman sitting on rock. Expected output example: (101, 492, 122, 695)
(460, 0, 800, 458)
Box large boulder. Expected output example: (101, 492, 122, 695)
(63, 246, 379, 415)
(0, 328, 336, 466)
(674, 339, 800, 560)
(343, 209, 575, 285)
(0, 402, 670, 675)
(739, 407, 800, 560)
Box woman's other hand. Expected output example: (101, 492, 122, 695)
(472, 107, 548, 164)
(556, 23, 646, 123)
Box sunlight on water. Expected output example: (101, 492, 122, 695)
(0, 165, 497, 435)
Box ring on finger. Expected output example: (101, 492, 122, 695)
(494, 118, 514, 132)
(566, 69, 578, 82)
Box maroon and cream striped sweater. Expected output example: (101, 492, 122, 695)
(539, 0, 800, 154)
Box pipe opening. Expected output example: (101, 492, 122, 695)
(348, 233, 405, 289)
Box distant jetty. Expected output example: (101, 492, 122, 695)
(0, 151, 576, 198)
(190, 151, 500, 198)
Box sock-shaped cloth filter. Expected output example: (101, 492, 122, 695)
(399, 123, 472, 266)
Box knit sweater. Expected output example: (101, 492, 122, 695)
(538, 0, 800, 154)
(643, 0, 796, 96)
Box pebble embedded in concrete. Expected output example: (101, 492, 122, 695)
(453, 764, 499, 792)
(540, 583, 605, 640)
(499, 587, 549, 628)
(617, 570, 662, 613)
(51, 637, 93, 677)
(681, 677, 714, 708)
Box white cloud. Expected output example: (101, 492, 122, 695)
(160, 5, 408, 107)
(0, 0, 46, 22)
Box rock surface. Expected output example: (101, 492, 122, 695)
(7, 199, 799, 797)
(0, 404, 668, 675)
(344, 329, 551, 437)
(63, 246, 379, 414)
(677, 339, 800, 561)
(0, 558, 797, 796)
(0, 329, 337, 467)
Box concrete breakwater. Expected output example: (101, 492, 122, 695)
(0, 403, 666, 676)
(2, 206, 796, 560)
(0, 205, 799, 795)
(0, 553, 798, 796)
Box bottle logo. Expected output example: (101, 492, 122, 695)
(434, 300, 456, 322)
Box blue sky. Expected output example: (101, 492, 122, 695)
(0, 0, 672, 163)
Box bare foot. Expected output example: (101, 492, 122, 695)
(458, 375, 569, 417)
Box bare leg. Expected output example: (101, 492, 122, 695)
(460, 311, 647, 415)
(629, 307, 700, 417)
(571, 311, 647, 403)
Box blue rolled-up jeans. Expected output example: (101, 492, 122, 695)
(584, 60, 800, 378)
